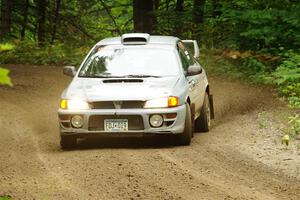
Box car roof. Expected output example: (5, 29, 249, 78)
(96, 35, 180, 46)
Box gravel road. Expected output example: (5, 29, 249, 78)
(0, 65, 299, 200)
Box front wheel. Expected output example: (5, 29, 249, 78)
(195, 92, 211, 132)
(177, 104, 193, 145)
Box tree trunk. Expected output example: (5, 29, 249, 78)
(166, 0, 170, 10)
(152, 0, 160, 33)
(193, 0, 205, 24)
(0, 0, 13, 39)
(37, 0, 48, 45)
(154, 0, 160, 9)
(51, 0, 61, 43)
(174, 0, 184, 37)
(133, 0, 153, 33)
(20, 0, 29, 40)
(176, 0, 184, 12)
(212, 0, 221, 18)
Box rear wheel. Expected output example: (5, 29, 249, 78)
(60, 135, 77, 149)
(177, 104, 193, 145)
(195, 92, 211, 132)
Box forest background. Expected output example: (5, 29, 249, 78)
(0, 0, 299, 107)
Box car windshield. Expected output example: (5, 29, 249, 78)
(79, 45, 179, 78)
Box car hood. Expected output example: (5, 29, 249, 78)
(64, 76, 180, 101)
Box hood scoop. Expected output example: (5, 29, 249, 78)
(103, 79, 143, 83)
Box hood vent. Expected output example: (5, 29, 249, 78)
(121, 33, 150, 45)
(123, 37, 147, 43)
(103, 79, 143, 83)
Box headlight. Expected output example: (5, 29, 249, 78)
(60, 99, 90, 110)
(144, 97, 179, 108)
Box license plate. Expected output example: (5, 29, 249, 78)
(104, 119, 128, 132)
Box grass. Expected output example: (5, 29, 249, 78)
(287, 114, 300, 138)
(0, 196, 12, 200)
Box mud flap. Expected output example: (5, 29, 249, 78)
(190, 103, 195, 137)
(209, 94, 215, 119)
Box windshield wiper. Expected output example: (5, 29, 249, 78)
(124, 74, 161, 78)
(79, 74, 161, 78)
(79, 74, 125, 78)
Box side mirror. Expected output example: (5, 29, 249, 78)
(187, 65, 202, 76)
(63, 66, 76, 77)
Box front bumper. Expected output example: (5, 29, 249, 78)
(58, 104, 186, 137)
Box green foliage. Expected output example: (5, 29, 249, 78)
(0, 42, 88, 66)
(0, 67, 12, 86)
(0, 0, 298, 107)
(202, 48, 300, 107)
(242, 57, 267, 74)
(238, 57, 269, 83)
(0, 43, 13, 86)
(288, 114, 300, 138)
(271, 52, 300, 107)
(272, 68, 300, 86)
(287, 96, 300, 108)
(207, 1, 300, 52)
(0, 43, 15, 52)
(0, 196, 12, 200)
(2, 0, 132, 44)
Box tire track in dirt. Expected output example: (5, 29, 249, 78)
(157, 144, 299, 200)
(0, 95, 89, 199)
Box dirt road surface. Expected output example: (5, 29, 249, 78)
(0, 65, 299, 200)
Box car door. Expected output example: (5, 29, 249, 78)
(192, 60, 206, 117)
(178, 43, 198, 111)
(178, 42, 205, 118)
(186, 53, 205, 117)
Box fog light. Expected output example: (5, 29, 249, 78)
(71, 115, 84, 128)
(149, 114, 163, 127)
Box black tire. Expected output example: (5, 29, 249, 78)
(177, 104, 193, 145)
(195, 92, 211, 132)
(60, 135, 77, 149)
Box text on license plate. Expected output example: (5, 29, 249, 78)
(104, 119, 128, 132)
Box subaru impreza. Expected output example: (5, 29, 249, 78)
(58, 33, 214, 149)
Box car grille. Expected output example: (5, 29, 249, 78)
(88, 115, 144, 131)
(90, 101, 145, 109)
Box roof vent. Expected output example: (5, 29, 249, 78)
(121, 33, 150, 45)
